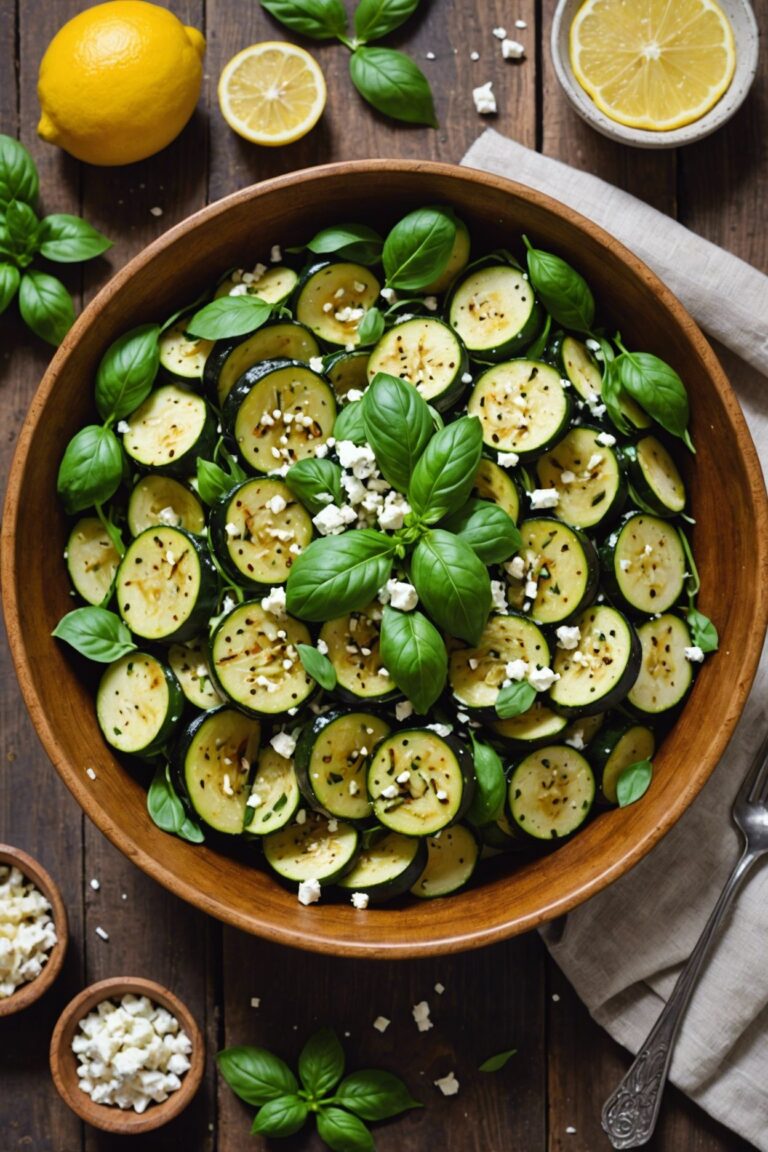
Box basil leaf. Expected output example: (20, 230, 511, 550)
(354, 0, 421, 41)
(523, 237, 595, 333)
(299, 1027, 345, 1097)
(441, 498, 521, 563)
(479, 1048, 517, 1072)
(6, 199, 40, 253)
(0, 262, 20, 314)
(408, 415, 482, 523)
(251, 1095, 308, 1137)
(95, 323, 160, 422)
(410, 530, 491, 645)
(197, 460, 233, 506)
(186, 295, 271, 340)
(316, 1107, 374, 1152)
(216, 1045, 299, 1105)
(335, 1068, 421, 1120)
(38, 213, 112, 262)
(51, 606, 136, 663)
(286, 530, 394, 621)
(379, 606, 447, 714)
(306, 223, 383, 265)
(525, 312, 551, 362)
(259, 0, 348, 39)
(357, 306, 385, 346)
(297, 643, 338, 690)
(147, 764, 185, 833)
(382, 206, 454, 291)
(286, 457, 343, 513)
(178, 812, 205, 843)
(467, 733, 506, 825)
(333, 400, 367, 444)
(349, 48, 437, 129)
(600, 358, 632, 436)
(18, 270, 75, 345)
(616, 351, 691, 442)
(616, 759, 653, 807)
(495, 680, 537, 719)
(687, 607, 718, 653)
(362, 372, 433, 491)
(57, 425, 124, 514)
(0, 134, 39, 209)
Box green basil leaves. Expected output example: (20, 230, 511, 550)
(186, 294, 271, 340)
(51, 606, 136, 663)
(616, 759, 654, 807)
(306, 223, 383, 265)
(410, 530, 491, 645)
(379, 606, 447, 713)
(56, 425, 124, 514)
(382, 206, 455, 290)
(524, 235, 595, 333)
(408, 416, 483, 523)
(361, 372, 433, 491)
(495, 680, 537, 719)
(286, 531, 395, 621)
(350, 47, 436, 128)
(286, 457, 343, 514)
(95, 324, 160, 423)
(297, 644, 338, 691)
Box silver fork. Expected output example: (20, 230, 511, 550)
(601, 729, 768, 1149)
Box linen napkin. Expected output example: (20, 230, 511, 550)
(462, 130, 768, 1150)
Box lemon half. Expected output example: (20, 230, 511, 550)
(218, 42, 326, 147)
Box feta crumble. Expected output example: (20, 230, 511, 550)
(473, 81, 497, 115)
(270, 731, 298, 759)
(684, 646, 705, 663)
(379, 579, 419, 612)
(490, 579, 509, 613)
(528, 666, 560, 692)
(297, 878, 321, 906)
(0, 866, 58, 999)
(412, 1000, 433, 1032)
(261, 586, 287, 619)
(596, 431, 617, 447)
(492, 26, 507, 38)
(497, 451, 519, 467)
(501, 38, 525, 59)
(434, 1071, 460, 1096)
(395, 700, 414, 722)
(313, 504, 357, 536)
(505, 659, 528, 681)
(373, 1016, 390, 1032)
(555, 625, 581, 650)
(350, 892, 369, 910)
(529, 488, 560, 510)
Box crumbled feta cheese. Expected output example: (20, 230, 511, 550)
(380, 286, 397, 304)
(373, 1016, 390, 1032)
(506, 555, 526, 580)
(560, 470, 576, 485)
(116, 420, 131, 434)
(490, 579, 508, 613)
(515, 18, 527, 28)
(473, 81, 497, 115)
(351, 892, 369, 910)
(524, 579, 539, 599)
(95, 926, 109, 941)
(90, 878, 100, 891)
(261, 586, 287, 619)
(412, 1001, 433, 1032)
(497, 451, 519, 467)
(270, 731, 298, 759)
(684, 646, 705, 663)
(505, 659, 528, 681)
(313, 504, 357, 536)
(222, 774, 234, 797)
(149, 206, 163, 217)
(224, 521, 239, 539)
(250, 997, 261, 1008)
(337, 440, 378, 477)
(385, 579, 419, 611)
(222, 595, 236, 614)
(348, 780, 360, 796)
(529, 666, 560, 692)
(381, 784, 399, 799)
(316, 638, 329, 656)
(266, 493, 287, 515)
(470, 50, 480, 61)
(501, 38, 525, 59)
(529, 488, 560, 510)
(395, 700, 414, 722)
(619, 559, 631, 572)
(434, 982, 445, 994)
(308, 356, 325, 375)
(566, 1127, 577, 1135)
(586, 453, 603, 472)
(246, 793, 262, 809)
(377, 492, 411, 532)
(86, 767, 97, 780)
(427, 723, 452, 738)
(297, 878, 321, 906)
(565, 730, 586, 751)
(643, 544, 654, 556)
(157, 506, 182, 527)
(596, 431, 617, 447)
(492, 26, 507, 38)
(425, 50, 436, 60)
(556, 626, 581, 650)
(434, 1071, 460, 1096)
(423, 295, 438, 312)
(0, 866, 58, 999)
(295, 808, 307, 824)
(270, 244, 282, 263)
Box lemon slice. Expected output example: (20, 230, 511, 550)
(569, 0, 736, 131)
(218, 41, 326, 146)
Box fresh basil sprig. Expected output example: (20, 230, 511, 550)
(286, 457, 344, 514)
(196, 451, 247, 506)
(408, 415, 483, 523)
(356, 306, 385, 346)
(379, 605, 447, 713)
(148, 764, 205, 845)
(51, 606, 136, 663)
(616, 759, 653, 807)
(297, 644, 338, 690)
(466, 733, 507, 826)
(523, 235, 595, 333)
(410, 529, 491, 645)
(495, 680, 537, 719)
(305, 223, 383, 265)
(286, 530, 395, 621)
(687, 607, 719, 653)
(333, 399, 368, 444)
(38, 214, 114, 262)
(95, 324, 160, 423)
(361, 372, 433, 491)
(441, 499, 521, 564)
(350, 47, 436, 127)
(186, 294, 272, 340)
(614, 341, 693, 450)
(259, 0, 349, 39)
(383, 207, 455, 291)
(57, 425, 124, 514)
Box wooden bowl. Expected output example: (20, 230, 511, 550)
(3, 160, 767, 957)
(49, 976, 204, 1134)
(0, 844, 68, 1016)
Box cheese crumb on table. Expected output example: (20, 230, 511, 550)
(373, 1015, 390, 1032)
(412, 1000, 433, 1032)
(473, 81, 497, 115)
(434, 1071, 460, 1096)
(501, 38, 525, 59)
(0, 865, 58, 999)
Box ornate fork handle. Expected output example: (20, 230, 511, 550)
(601, 847, 760, 1149)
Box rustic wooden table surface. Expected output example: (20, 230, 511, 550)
(1, 1, 765, 1149)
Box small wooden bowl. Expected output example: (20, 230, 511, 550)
(49, 976, 204, 1134)
(0, 844, 68, 1016)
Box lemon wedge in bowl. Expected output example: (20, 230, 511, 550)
(218, 42, 326, 146)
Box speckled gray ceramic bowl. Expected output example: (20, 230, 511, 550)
(551, 0, 759, 148)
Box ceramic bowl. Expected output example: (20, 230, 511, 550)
(49, 976, 204, 1134)
(0, 844, 68, 1016)
(551, 0, 760, 148)
(3, 160, 767, 956)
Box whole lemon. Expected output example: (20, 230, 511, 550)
(37, 1, 205, 166)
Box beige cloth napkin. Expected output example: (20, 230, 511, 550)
(462, 130, 768, 1150)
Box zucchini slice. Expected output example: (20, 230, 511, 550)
(243, 745, 302, 835)
(556, 335, 652, 430)
(178, 707, 260, 835)
(210, 600, 315, 717)
(622, 436, 686, 517)
(367, 729, 475, 837)
(590, 721, 656, 805)
(506, 518, 599, 625)
(337, 830, 427, 902)
(66, 517, 120, 606)
(600, 512, 686, 615)
(294, 260, 381, 348)
(627, 613, 695, 717)
(467, 360, 571, 461)
(127, 475, 206, 537)
(116, 527, 218, 643)
(203, 321, 321, 408)
(121, 384, 215, 476)
(508, 744, 595, 840)
(410, 824, 480, 898)
(366, 317, 469, 410)
(448, 613, 550, 713)
(294, 709, 390, 822)
(158, 319, 213, 381)
(215, 265, 299, 305)
(262, 811, 359, 884)
(489, 701, 568, 749)
(535, 426, 626, 530)
(472, 458, 520, 522)
(319, 607, 399, 705)
(550, 604, 641, 717)
(210, 477, 313, 587)
(325, 348, 371, 402)
(448, 261, 542, 360)
(168, 636, 225, 710)
(97, 652, 183, 757)
(224, 358, 337, 474)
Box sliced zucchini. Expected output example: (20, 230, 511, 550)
(215, 265, 299, 304)
(366, 317, 469, 410)
(600, 512, 686, 615)
(622, 436, 686, 516)
(127, 475, 206, 537)
(97, 653, 183, 756)
(557, 335, 652, 429)
(562, 711, 605, 750)
(168, 636, 225, 710)
(294, 261, 381, 348)
(627, 613, 695, 717)
(121, 384, 215, 476)
(508, 744, 595, 840)
(367, 729, 475, 837)
(319, 606, 398, 705)
(449, 613, 550, 712)
(324, 348, 370, 402)
(535, 426, 626, 530)
(410, 824, 480, 898)
(178, 707, 260, 835)
(475, 809, 528, 852)
(158, 319, 213, 381)
(422, 214, 471, 294)
(489, 700, 568, 749)
(116, 527, 218, 643)
(224, 358, 336, 474)
(472, 458, 520, 522)
(550, 604, 641, 717)
(506, 518, 599, 625)
(262, 811, 359, 884)
(210, 477, 313, 586)
(294, 709, 391, 821)
(203, 321, 321, 408)
(448, 261, 542, 360)
(243, 745, 302, 835)
(66, 517, 120, 606)
(210, 600, 315, 717)
(590, 721, 656, 805)
(467, 361, 571, 461)
(337, 830, 427, 902)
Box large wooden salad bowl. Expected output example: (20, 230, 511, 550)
(3, 161, 767, 957)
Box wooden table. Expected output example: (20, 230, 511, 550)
(1, 2, 764, 1148)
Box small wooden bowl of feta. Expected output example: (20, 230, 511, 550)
(49, 976, 204, 1133)
(0, 844, 68, 1016)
